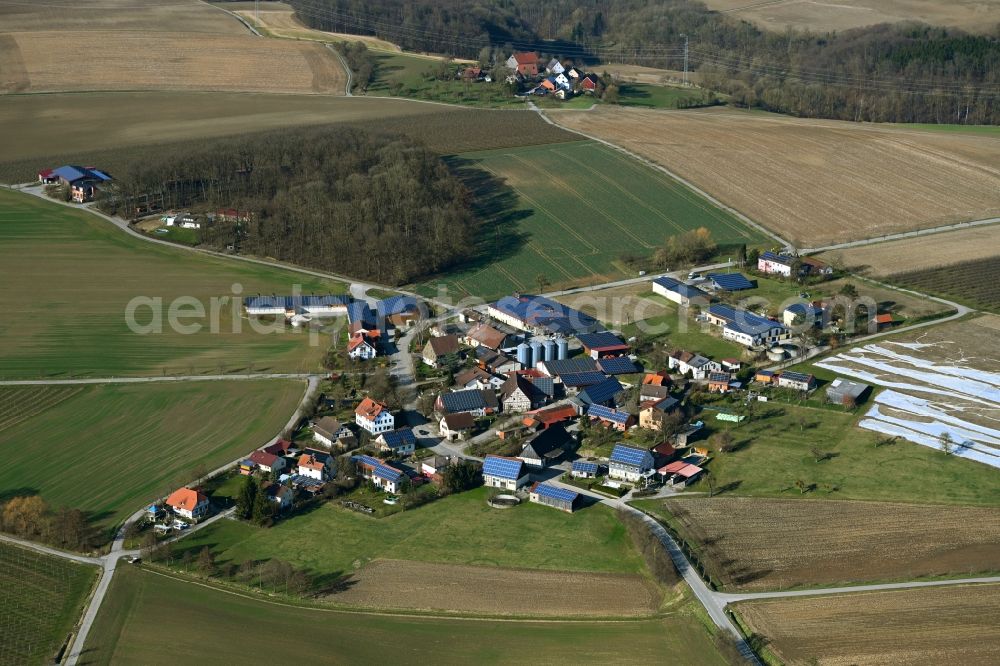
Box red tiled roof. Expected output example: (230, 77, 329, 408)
(356, 396, 388, 419)
(166, 487, 207, 511)
(652, 442, 676, 456)
(643, 372, 670, 386)
(249, 450, 279, 467)
(513, 52, 538, 65)
(264, 439, 293, 456)
(659, 461, 702, 478)
(875, 314, 893, 324)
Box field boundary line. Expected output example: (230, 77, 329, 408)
(541, 109, 794, 250)
(326, 43, 353, 96)
(803, 216, 1000, 254)
(0, 373, 321, 387)
(720, 577, 1000, 603)
(200, 0, 262, 36)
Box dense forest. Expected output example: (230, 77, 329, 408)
(288, 0, 1000, 124)
(99, 129, 477, 285)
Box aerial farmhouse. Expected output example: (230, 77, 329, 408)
(482, 455, 529, 491)
(355, 397, 394, 434)
(608, 444, 655, 482)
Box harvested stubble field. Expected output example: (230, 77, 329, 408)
(0, 0, 244, 34)
(734, 584, 1000, 666)
(0, 31, 346, 94)
(327, 559, 661, 616)
(653, 497, 1000, 591)
(0, 380, 304, 532)
(554, 107, 1000, 248)
(225, 2, 403, 51)
(702, 0, 1000, 34)
(417, 140, 764, 299)
(0, 189, 344, 378)
(821, 224, 1000, 277)
(0, 542, 98, 666)
(84, 567, 726, 665)
(890, 255, 1000, 313)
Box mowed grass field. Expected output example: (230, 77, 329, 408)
(416, 141, 765, 299)
(734, 584, 1000, 666)
(639, 497, 1000, 591)
(674, 403, 1000, 506)
(84, 566, 727, 665)
(0, 189, 345, 378)
(555, 107, 1000, 248)
(173, 487, 645, 578)
(0, 542, 97, 666)
(0, 380, 304, 531)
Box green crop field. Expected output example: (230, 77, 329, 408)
(0, 189, 347, 378)
(678, 402, 1000, 506)
(889, 256, 1000, 314)
(0, 542, 97, 666)
(0, 380, 304, 532)
(172, 486, 645, 577)
(85, 566, 726, 665)
(415, 141, 766, 300)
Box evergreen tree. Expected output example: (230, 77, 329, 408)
(236, 476, 257, 520)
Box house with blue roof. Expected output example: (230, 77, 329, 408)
(244, 294, 350, 317)
(707, 304, 789, 348)
(375, 427, 416, 456)
(783, 302, 824, 328)
(587, 403, 635, 431)
(40, 165, 113, 202)
(708, 272, 755, 292)
(529, 482, 578, 512)
(652, 275, 710, 307)
(351, 454, 410, 493)
(608, 444, 655, 482)
(578, 377, 625, 408)
(482, 455, 529, 490)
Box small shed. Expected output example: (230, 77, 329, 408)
(528, 482, 578, 513)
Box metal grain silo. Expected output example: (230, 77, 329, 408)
(530, 339, 544, 366)
(542, 338, 556, 364)
(556, 337, 569, 360)
(516, 342, 532, 369)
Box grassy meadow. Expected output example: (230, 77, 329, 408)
(170, 487, 645, 579)
(416, 141, 765, 299)
(0, 380, 304, 531)
(0, 189, 347, 378)
(0, 542, 98, 666)
(684, 402, 1000, 506)
(84, 566, 727, 665)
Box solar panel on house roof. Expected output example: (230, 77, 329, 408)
(760, 251, 793, 265)
(654, 276, 708, 299)
(377, 295, 420, 317)
(587, 403, 630, 424)
(542, 357, 599, 376)
(351, 454, 381, 468)
(374, 463, 404, 482)
(580, 377, 625, 405)
(709, 273, 755, 291)
(780, 371, 812, 383)
(440, 389, 491, 413)
(533, 483, 578, 502)
(347, 301, 375, 325)
(610, 444, 649, 466)
(380, 428, 415, 449)
(559, 371, 607, 388)
(597, 357, 639, 375)
(483, 455, 523, 480)
(572, 460, 599, 473)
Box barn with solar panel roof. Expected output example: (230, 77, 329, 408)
(482, 455, 529, 491)
(608, 444, 655, 482)
(528, 482, 578, 513)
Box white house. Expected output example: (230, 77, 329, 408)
(355, 397, 394, 435)
(348, 333, 378, 360)
(651, 275, 710, 307)
(439, 412, 475, 441)
(668, 350, 714, 379)
(545, 58, 565, 74)
(608, 444, 655, 483)
(165, 487, 210, 521)
(297, 449, 334, 481)
(376, 427, 416, 456)
(482, 455, 529, 491)
(311, 416, 353, 448)
(352, 454, 409, 493)
(264, 483, 293, 511)
(757, 251, 794, 277)
(247, 449, 287, 475)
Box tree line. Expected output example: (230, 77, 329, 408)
(99, 127, 478, 285)
(292, 0, 1000, 124)
(0, 495, 95, 552)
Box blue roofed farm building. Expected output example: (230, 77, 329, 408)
(482, 455, 529, 491)
(651, 275, 710, 307)
(488, 294, 603, 336)
(528, 482, 578, 512)
(39, 165, 113, 203)
(376, 427, 416, 456)
(707, 304, 790, 348)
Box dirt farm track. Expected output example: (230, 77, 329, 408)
(554, 107, 1000, 248)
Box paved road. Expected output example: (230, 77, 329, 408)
(61, 376, 318, 665)
(0, 534, 102, 565)
(540, 261, 735, 299)
(0, 373, 321, 387)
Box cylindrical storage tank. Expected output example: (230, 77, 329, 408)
(767, 347, 785, 362)
(556, 337, 569, 360)
(530, 339, 544, 366)
(516, 342, 532, 369)
(542, 338, 556, 364)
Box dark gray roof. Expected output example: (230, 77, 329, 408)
(439, 389, 498, 414)
(542, 357, 599, 377)
(579, 377, 625, 406)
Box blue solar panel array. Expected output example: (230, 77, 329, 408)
(244, 294, 350, 310)
(542, 357, 599, 376)
(597, 357, 639, 375)
(533, 483, 578, 503)
(483, 455, 523, 480)
(559, 371, 607, 388)
(380, 428, 415, 449)
(580, 377, 625, 406)
(709, 304, 786, 337)
(377, 295, 420, 317)
(779, 371, 813, 383)
(351, 454, 381, 468)
(653, 276, 709, 300)
(572, 460, 599, 474)
(440, 389, 494, 413)
(347, 301, 375, 326)
(576, 331, 626, 350)
(709, 273, 755, 291)
(610, 444, 651, 467)
(374, 463, 404, 482)
(760, 251, 793, 266)
(587, 403, 631, 424)
(492, 294, 603, 335)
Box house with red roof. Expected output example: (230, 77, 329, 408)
(348, 333, 378, 360)
(165, 487, 210, 521)
(658, 461, 703, 488)
(248, 449, 287, 475)
(297, 449, 335, 481)
(355, 397, 394, 434)
(505, 51, 539, 76)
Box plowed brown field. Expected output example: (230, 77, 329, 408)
(556, 107, 1000, 248)
(661, 497, 1000, 591)
(0, 0, 243, 34)
(735, 584, 1000, 666)
(326, 559, 662, 616)
(0, 31, 345, 94)
(823, 225, 1000, 277)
